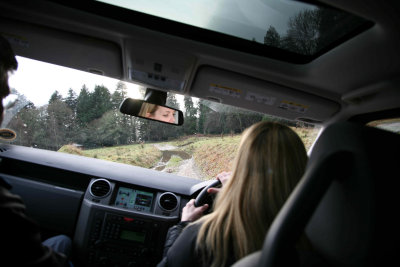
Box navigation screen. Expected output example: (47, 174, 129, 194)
(115, 187, 153, 212)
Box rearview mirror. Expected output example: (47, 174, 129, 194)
(119, 98, 184, 126)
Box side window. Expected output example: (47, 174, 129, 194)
(367, 118, 400, 134)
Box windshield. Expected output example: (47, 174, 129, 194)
(2, 56, 321, 181)
(367, 118, 400, 134)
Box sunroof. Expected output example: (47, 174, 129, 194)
(97, 0, 371, 57)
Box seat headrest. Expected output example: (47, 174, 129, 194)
(306, 122, 400, 267)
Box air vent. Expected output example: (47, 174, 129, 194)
(158, 192, 178, 211)
(0, 147, 7, 152)
(89, 179, 111, 198)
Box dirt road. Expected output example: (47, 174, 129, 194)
(153, 144, 202, 180)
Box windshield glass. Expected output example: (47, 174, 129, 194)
(97, 0, 370, 56)
(2, 56, 321, 181)
(367, 118, 400, 134)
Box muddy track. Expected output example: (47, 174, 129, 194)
(154, 150, 191, 171)
(153, 144, 202, 179)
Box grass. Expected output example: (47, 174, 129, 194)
(166, 155, 183, 168)
(175, 135, 241, 180)
(170, 127, 319, 180)
(58, 127, 320, 180)
(58, 144, 84, 156)
(291, 127, 321, 151)
(58, 143, 162, 169)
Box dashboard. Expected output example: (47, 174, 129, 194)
(0, 144, 210, 267)
(75, 178, 184, 266)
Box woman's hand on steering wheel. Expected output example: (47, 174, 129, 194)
(181, 199, 208, 222)
(207, 171, 232, 194)
(194, 171, 232, 208)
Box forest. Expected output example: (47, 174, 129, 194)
(8, 81, 285, 151)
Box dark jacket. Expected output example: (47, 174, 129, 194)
(157, 222, 236, 267)
(0, 177, 69, 267)
(157, 220, 325, 267)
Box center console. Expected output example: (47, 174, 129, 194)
(74, 178, 182, 266)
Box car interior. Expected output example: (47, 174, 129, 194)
(0, 0, 399, 266)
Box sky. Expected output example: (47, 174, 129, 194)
(8, 56, 185, 108)
(8, 56, 143, 107)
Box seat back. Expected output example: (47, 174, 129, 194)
(258, 122, 400, 267)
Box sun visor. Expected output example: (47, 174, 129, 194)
(0, 18, 122, 79)
(190, 66, 340, 123)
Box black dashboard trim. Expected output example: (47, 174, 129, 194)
(0, 144, 202, 196)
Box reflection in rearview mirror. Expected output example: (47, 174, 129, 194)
(119, 98, 184, 126)
(139, 103, 177, 124)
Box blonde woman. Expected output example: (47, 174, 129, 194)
(139, 103, 176, 123)
(157, 121, 308, 267)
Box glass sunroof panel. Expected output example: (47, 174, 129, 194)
(97, 0, 370, 56)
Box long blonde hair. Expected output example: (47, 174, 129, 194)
(138, 103, 158, 117)
(195, 121, 307, 267)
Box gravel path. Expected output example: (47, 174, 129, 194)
(153, 144, 178, 151)
(175, 157, 202, 179)
(153, 144, 202, 179)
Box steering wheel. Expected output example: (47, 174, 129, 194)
(194, 179, 222, 207)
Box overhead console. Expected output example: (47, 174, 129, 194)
(125, 39, 196, 94)
(190, 66, 340, 123)
(74, 178, 182, 266)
